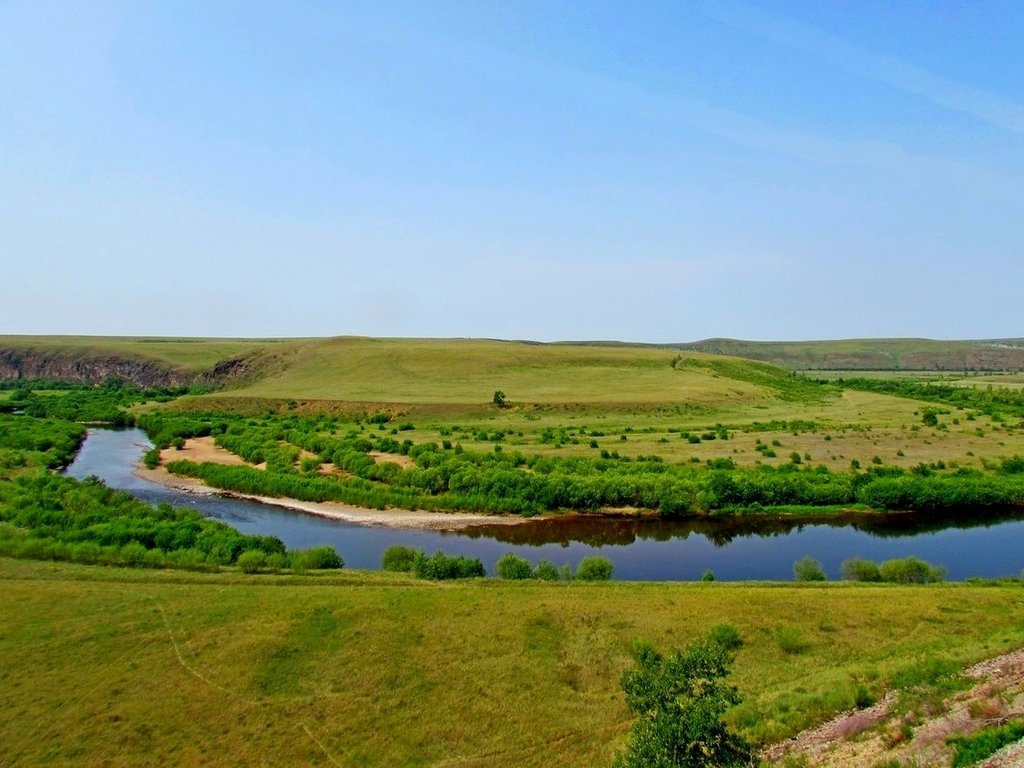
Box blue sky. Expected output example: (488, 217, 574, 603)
(2, 1, 1022, 341)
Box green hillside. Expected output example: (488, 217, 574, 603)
(214, 337, 811, 407)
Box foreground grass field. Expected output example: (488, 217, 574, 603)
(3, 558, 1023, 767)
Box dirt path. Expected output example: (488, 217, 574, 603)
(762, 646, 1024, 767)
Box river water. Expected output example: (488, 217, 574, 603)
(65, 428, 1024, 581)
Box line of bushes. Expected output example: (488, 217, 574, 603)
(380, 546, 484, 579)
(495, 552, 614, 581)
(139, 411, 1024, 519)
(0, 471, 343, 573)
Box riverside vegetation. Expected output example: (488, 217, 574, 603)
(3, 338, 1024, 765)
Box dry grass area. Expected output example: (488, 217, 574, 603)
(377, 389, 1024, 474)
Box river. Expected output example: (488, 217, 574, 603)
(64, 428, 1024, 581)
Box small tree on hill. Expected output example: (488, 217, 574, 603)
(492, 390, 508, 408)
(614, 637, 753, 768)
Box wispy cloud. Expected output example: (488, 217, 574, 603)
(698, 0, 1024, 134)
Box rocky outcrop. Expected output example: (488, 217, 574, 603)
(0, 349, 192, 388)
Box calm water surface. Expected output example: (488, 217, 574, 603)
(65, 428, 1024, 581)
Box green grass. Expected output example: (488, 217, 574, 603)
(215, 337, 780, 407)
(2, 558, 1023, 766)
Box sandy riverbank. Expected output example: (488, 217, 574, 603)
(133, 464, 526, 531)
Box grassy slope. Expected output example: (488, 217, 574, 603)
(2, 559, 1023, 767)
(681, 337, 1024, 371)
(202, 337, 798, 407)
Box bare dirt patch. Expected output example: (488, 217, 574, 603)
(368, 451, 415, 468)
(763, 646, 1024, 767)
(159, 437, 257, 468)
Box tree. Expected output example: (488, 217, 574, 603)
(793, 556, 826, 581)
(492, 390, 508, 408)
(496, 552, 533, 580)
(614, 638, 753, 768)
(575, 555, 614, 581)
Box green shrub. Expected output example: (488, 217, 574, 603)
(414, 551, 485, 580)
(853, 683, 875, 709)
(290, 546, 343, 571)
(143, 447, 161, 469)
(841, 557, 882, 582)
(496, 552, 534, 580)
(265, 552, 286, 573)
(533, 561, 559, 581)
(773, 627, 808, 655)
(793, 556, 826, 582)
(119, 541, 148, 567)
(878, 556, 945, 584)
(701, 570, 715, 582)
(1001, 455, 1024, 474)
(575, 555, 614, 581)
(613, 638, 753, 768)
(948, 720, 1024, 768)
(237, 549, 267, 574)
(381, 545, 420, 573)
(708, 624, 743, 651)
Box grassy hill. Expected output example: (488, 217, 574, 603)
(1, 336, 816, 410)
(212, 337, 813, 408)
(680, 337, 1024, 372)
(3, 558, 1023, 767)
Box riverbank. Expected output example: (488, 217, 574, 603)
(134, 464, 527, 531)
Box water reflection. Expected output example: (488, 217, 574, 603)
(64, 428, 1024, 581)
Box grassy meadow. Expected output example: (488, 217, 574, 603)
(3, 558, 1024, 767)
(4, 336, 1024, 765)
(115, 336, 1022, 477)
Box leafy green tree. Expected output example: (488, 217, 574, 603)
(496, 552, 533, 580)
(381, 545, 420, 572)
(614, 638, 753, 768)
(575, 555, 614, 581)
(533, 560, 559, 580)
(492, 390, 508, 408)
(793, 556, 826, 581)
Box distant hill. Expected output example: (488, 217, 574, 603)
(0, 336, 815, 409)
(3, 336, 1022, 401)
(677, 338, 1024, 372)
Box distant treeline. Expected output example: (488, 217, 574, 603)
(141, 412, 1024, 518)
(0, 379, 194, 424)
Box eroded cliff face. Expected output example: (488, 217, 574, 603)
(0, 349, 191, 388)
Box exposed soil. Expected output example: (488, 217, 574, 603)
(763, 646, 1024, 767)
(368, 450, 415, 468)
(159, 437, 255, 467)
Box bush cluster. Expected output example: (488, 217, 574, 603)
(379, 546, 484, 579)
(140, 411, 1024, 519)
(0, 468, 343, 573)
(841, 556, 945, 583)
